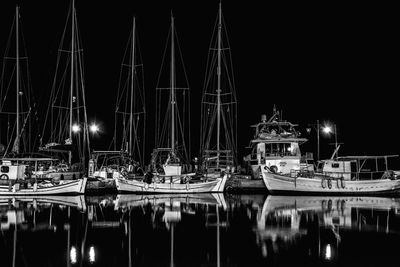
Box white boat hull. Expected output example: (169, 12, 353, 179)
(115, 174, 228, 193)
(262, 195, 400, 214)
(262, 170, 400, 195)
(114, 193, 226, 209)
(0, 178, 87, 196)
(0, 195, 87, 210)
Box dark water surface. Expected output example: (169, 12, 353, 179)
(1, 194, 400, 267)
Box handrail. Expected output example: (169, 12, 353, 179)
(291, 169, 390, 180)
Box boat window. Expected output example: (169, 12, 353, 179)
(1, 166, 9, 173)
(331, 163, 340, 168)
(265, 144, 272, 155)
(272, 143, 280, 154)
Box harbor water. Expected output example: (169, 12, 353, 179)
(1, 194, 400, 266)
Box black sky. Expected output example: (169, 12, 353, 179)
(0, 1, 398, 165)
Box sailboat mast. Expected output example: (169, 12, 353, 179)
(129, 17, 136, 156)
(170, 14, 175, 152)
(69, 0, 75, 165)
(216, 2, 222, 168)
(15, 5, 20, 154)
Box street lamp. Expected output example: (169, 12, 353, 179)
(89, 123, 99, 134)
(322, 125, 333, 134)
(308, 121, 339, 161)
(322, 122, 338, 158)
(72, 123, 81, 133)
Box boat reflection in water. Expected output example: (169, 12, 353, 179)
(2, 194, 400, 266)
(0, 196, 86, 267)
(256, 195, 400, 266)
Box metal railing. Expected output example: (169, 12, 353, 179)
(289, 169, 391, 180)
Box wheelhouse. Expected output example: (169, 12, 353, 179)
(317, 155, 399, 180)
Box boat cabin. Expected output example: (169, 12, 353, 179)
(318, 159, 354, 180)
(89, 151, 136, 179)
(317, 155, 399, 180)
(1, 157, 60, 175)
(150, 148, 191, 177)
(0, 160, 27, 180)
(246, 112, 312, 177)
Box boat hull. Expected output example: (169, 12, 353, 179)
(115, 174, 228, 193)
(0, 195, 86, 210)
(262, 170, 400, 195)
(0, 178, 87, 195)
(114, 193, 226, 209)
(263, 195, 400, 214)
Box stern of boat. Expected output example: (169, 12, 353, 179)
(211, 172, 229, 192)
(79, 177, 88, 194)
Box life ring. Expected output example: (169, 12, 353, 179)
(181, 176, 189, 184)
(339, 177, 345, 189)
(321, 178, 326, 188)
(0, 174, 9, 180)
(144, 183, 149, 190)
(327, 179, 332, 189)
(270, 165, 278, 174)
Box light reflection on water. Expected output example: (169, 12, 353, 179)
(1, 194, 400, 266)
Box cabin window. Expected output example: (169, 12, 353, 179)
(1, 166, 9, 173)
(331, 163, 340, 168)
(271, 143, 279, 155)
(265, 144, 272, 155)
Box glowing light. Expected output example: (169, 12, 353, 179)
(72, 124, 81, 133)
(324, 244, 332, 260)
(89, 246, 96, 263)
(322, 125, 332, 135)
(89, 123, 99, 133)
(70, 246, 77, 264)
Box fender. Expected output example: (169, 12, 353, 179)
(0, 174, 9, 180)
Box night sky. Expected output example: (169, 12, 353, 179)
(0, 1, 398, 166)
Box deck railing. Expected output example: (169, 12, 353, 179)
(290, 169, 391, 180)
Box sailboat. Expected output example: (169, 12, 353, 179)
(88, 16, 146, 184)
(115, 13, 227, 193)
(199, 2, 237, 175)
(38, 0, 89, 182)
(0, 5, 86, 195)
(0, 5, 37, 158)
